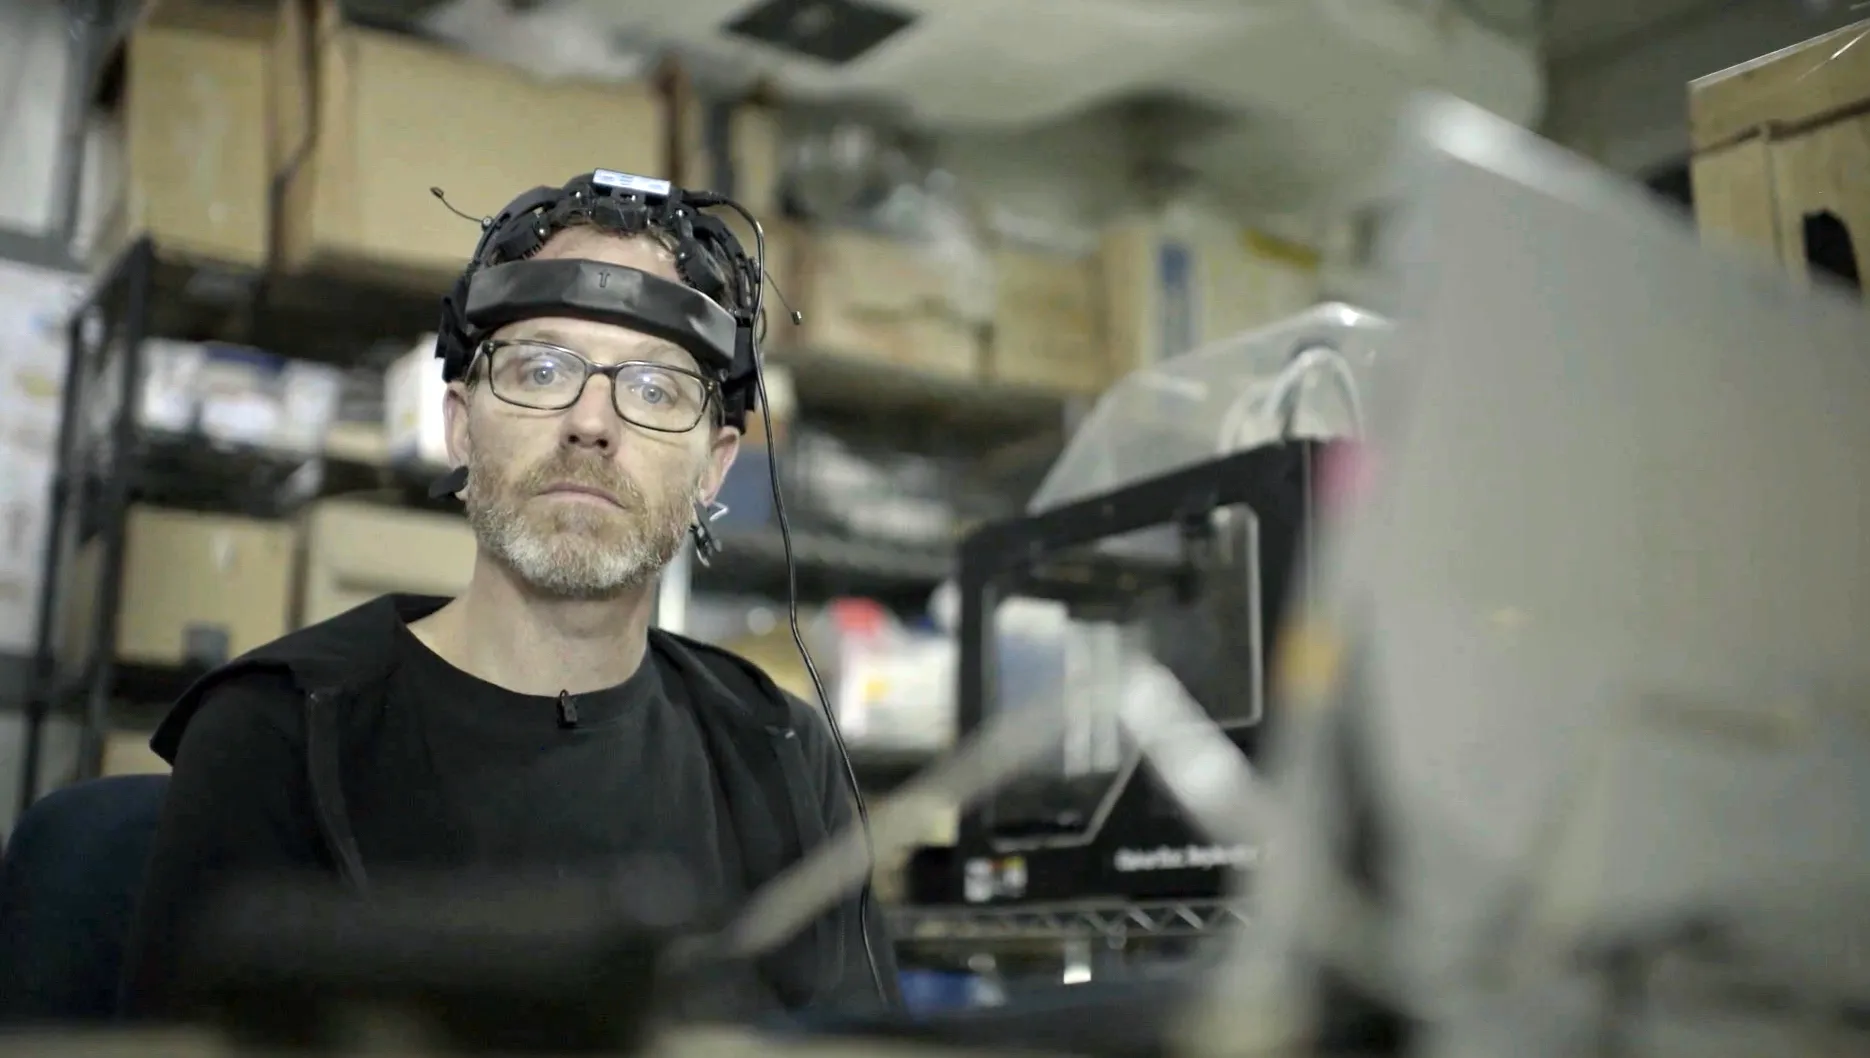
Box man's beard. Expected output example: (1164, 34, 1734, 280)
(463, 444, 697, 600)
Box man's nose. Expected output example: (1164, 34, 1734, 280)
(560, 375, 622, 451)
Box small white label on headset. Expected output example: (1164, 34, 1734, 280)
(592, 169, 672, 198)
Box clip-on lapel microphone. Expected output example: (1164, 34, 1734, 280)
(429, 465, 469, 500)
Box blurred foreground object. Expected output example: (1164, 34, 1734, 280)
(930, 304, 1386, 908)
(1688, 18, 1867, 295)
(176, 870, 691, 1053)
(1028, 302, 1387, 514)
(1200, 94, 1870, 1058)
(0, 1026, 1037, 1058)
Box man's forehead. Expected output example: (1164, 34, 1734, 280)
(535, 226, 675, 275)
(499, 319, 700, 372)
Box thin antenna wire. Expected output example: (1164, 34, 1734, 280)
(431, 187, 491, 230)
(762, 267, 804, 325)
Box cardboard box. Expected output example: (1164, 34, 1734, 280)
(97, 1, 274, 267)
(1689, 19, 1869, 297)
(772, 225, 983, 381)
(274, 0, 669, 287)
(383, 335, 450, 468)
(63, 506, 298, 668)
(0, 259, 83, 462)
(0, 260, 67, 653)
(300, 500, 475, 626)
(102, 730, 171, 776)
(986, 247, 1107, 393)
(1099, 215, 1322, 375)
(89, 339, 344, 453)
(0, 451, 53, 655)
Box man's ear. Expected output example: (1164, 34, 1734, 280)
(698, 425, 741, 505)
(443, 380, 473, 469)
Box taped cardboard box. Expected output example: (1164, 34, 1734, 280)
(0, 451, 53, 655)
(62, 506, 297, 669)
(1689, 19, 1869, 296)
(986, 247, 1107, 394)
(0, 259, 83, 462)
(383, 334, 449, 469)
(0, 261, 75, 654)
(300, 500, 475, 626)
(273, 0, 669, 288)
(770, 225, 983, 381)
(92, 0, 274, 268)
(1100, 214, 1322, 374)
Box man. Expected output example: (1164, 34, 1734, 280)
(119, 172, 896, 1022)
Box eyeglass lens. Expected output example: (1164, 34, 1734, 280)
(487, 341, 709, 431)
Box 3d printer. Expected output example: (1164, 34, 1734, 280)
(947, 303, 1390, 907)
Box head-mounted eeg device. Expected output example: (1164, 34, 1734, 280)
(435, 168, 766, 428)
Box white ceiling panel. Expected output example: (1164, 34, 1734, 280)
(425, 0, 1542, 219)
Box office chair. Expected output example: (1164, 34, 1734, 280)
(0, 774, 168, 1025)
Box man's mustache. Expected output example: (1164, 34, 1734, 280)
(511, 453, 648, 509)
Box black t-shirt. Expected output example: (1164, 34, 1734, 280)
(361, 619, 736, 897)
(119, 608, 775, 1021)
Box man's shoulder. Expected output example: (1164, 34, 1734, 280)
(155, 665, 307, 764)
(238, 595, 423, 677)
(648, 629, 827, 736)
(201, 592, 443, 691)
(151, 595, 423, 763)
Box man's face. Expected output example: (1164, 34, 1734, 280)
(443, 229, 740, 599)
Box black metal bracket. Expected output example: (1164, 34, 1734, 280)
(953, 442, 1322, 858)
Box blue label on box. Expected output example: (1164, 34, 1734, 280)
(1157, 240, 1196, 360)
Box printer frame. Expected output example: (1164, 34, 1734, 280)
(951, 442, 1329, 906)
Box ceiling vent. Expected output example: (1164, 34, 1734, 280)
(723, 0, 916, 66)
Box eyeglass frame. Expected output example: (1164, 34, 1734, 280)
(470, 338, 723, 434)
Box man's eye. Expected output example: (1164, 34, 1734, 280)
(622, 367, 682, 404)
(521, 360, 561, 385)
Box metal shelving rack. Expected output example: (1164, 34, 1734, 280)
(10, 236, 980, 818)
(888, 898, 1247, 988)
(890, 898, 1248, 945)
(12, 235, 435, 811)
(20, 239, 156, 806)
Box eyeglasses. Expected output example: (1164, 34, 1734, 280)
(476, 339, 718, 434)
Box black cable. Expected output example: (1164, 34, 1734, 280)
(712, 197, 892, 1009)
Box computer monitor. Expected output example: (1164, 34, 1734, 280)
(1232, 94, 1870, 1056)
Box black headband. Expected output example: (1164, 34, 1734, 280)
(434, 169, 764, 428)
